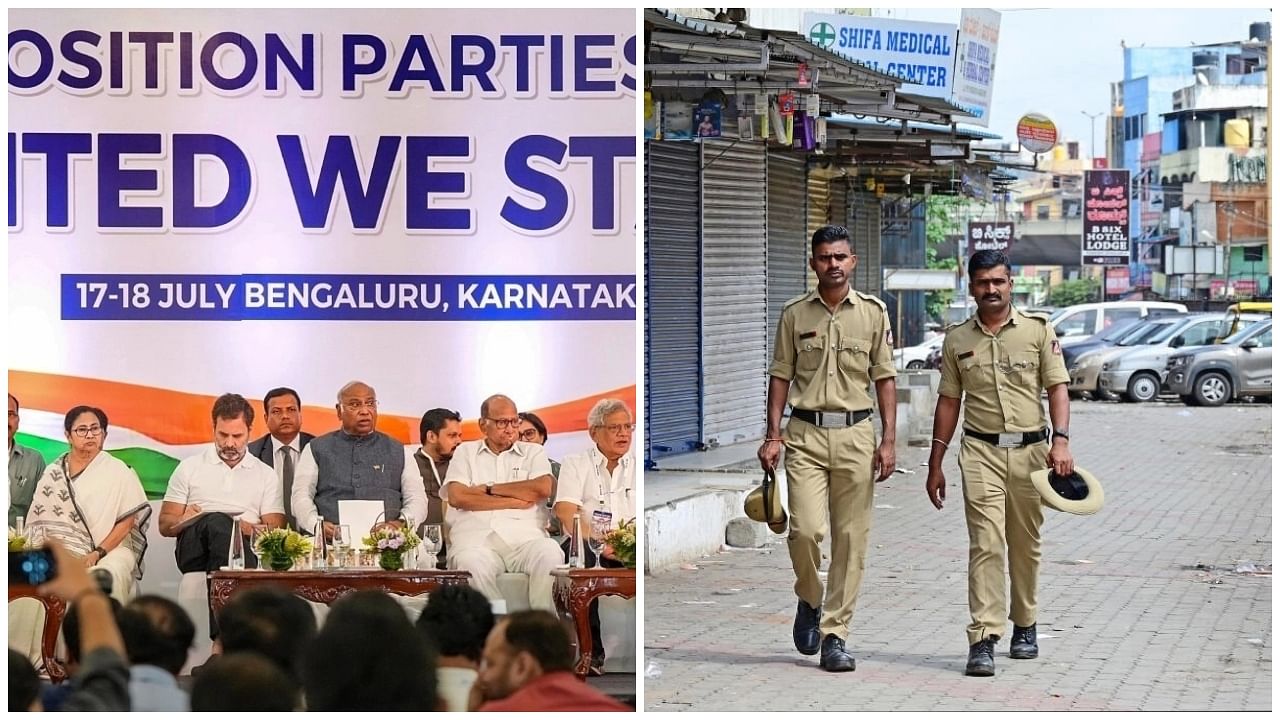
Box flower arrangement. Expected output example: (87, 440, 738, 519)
(254, 528, 311, 571)
(362, 525, 421, 571)
(8, 528, 27, 552)
(603, 519, 637, 569)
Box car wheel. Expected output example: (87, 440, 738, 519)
(1068, 390, 1085, 401)
(1180, 394, 1200, 407)
(1193, 371, 1232, 407)
(1124, 373, 1161, 403)
(907, 360, 925, 370)
(1094, 389, 1120, 402)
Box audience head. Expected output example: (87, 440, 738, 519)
(587, 398, 634, 461)
(64, 593, 124, 669)
(191, 652, 298, 712)
(263, 387, 303, 442)
(119, 595, 196, 676)
(9, 649, 41, 712)
(420, 408, 464, 460)
(517, 411, 548, 445)
(304, 590, 438, 711)
(336, 381, 378, 436)
(217, 586, 317, 685)
(479, 395, 519, 453)
(478, 610, 574, 702)
(416, 585, 494, 664)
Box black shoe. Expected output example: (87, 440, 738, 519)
(965, 636, 997, 677)
(819, 634, 855, 672)
(793, 600, 821, 656)
(1010, 624, 1038, 659)
(588, 655, 606, 676)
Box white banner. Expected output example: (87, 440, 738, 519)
(952, 8, 1000, 127)
(8, 9, 638, 496)
(802, 12, 957, 99)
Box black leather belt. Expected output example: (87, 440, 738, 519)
(791, 408, 873, 428)
(964, 428, 1049, 448)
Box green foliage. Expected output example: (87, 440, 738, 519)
(1047, 277, 1101, 307)
(925, 196, 966, 321)
(254, 529, 311, 562)
(604, 519, 637, 569)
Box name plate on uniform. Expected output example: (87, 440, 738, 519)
(996, 433, 1023, 448)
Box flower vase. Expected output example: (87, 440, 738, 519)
(268, 555, 294, 572)
(379, 551, 404, 571)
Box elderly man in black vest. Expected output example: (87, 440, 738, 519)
(292, 381, 428, 541)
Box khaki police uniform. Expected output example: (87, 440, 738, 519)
(938, 306, 1071, 646)
(769, 288, 896, 641)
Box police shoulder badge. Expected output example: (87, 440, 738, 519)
(1051, 340, 1061, 354)
(885, 328, 894, 347)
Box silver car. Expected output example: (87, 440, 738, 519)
(1165, 320, 1273, 407)
(1068, 319, 1179, 398)
(1096, 314, 1241, 402)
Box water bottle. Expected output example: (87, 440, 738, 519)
(570, 511, 584, 568)
(313, 516, 329, 567)
(228, 522, 245, 570)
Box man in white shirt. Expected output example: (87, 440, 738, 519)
(442, 394, 561, 611)
(159, 394, 285, 573)
(552, 398, 636, 674)
(246, 387, 314, 529)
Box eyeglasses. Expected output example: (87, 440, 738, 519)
(596, 423, 636, 435)
(518, 429, 541, 441)
(486, 417, 521, 429)
(342, 400, 378, 411)
(71, 425, 103, 438)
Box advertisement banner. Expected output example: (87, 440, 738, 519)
(1082, 169, 1131, 265)
(967, 221, 1015, 256)
(8, 8, 638, 496)
(1105, 266, 1130, 295)
(803, 12, 957, 98)
(951, 8, 1000, 127)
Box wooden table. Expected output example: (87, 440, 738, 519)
(551, 568, 636, 678)
(8, 586, 67, 683)
(208, 569, 471, 615)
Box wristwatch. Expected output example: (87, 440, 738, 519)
(485, 483, 494, 496)
(1052, 428, 1070, 442)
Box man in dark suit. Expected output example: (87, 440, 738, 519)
(246, 387, 314, 529)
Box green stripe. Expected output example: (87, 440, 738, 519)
(15, 432, 178, 500)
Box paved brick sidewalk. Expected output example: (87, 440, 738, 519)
(644, 401, 1272, 711)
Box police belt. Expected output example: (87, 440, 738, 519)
(964, 428, 1049, 448)
(791, 408, 873, 428)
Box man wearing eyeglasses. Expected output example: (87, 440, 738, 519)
(759, 225, 897, 673)
(8, 394, 47, 527)
(442, 394, 561, 612)
(246, 387, 315, 529)
(552, 398, 636, 675)
(292, 381, 429, 542)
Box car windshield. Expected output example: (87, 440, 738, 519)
(1225, 322, 1271, 345)
(1098, 320, 1143, 342)
(1048, 307, 1069, 324)
(1117, 322, 1172, 346)
(1143, 322, 1184, 344)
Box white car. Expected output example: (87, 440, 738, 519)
(1050, 301, 1188, 348)
(893, 335, 945, 370)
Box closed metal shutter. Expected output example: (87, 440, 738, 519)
(805, 167, 834, 291)
(841, 183, 884, 296)
(767, 150, 808, 360)
(700, 139, 767, 447)
(644, 141, 702, 464)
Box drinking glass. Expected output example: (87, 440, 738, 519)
(587, 518, 609, 560)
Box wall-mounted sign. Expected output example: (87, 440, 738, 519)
(967, 221, 1015, 255)
(1016, 113, 1058, 154)
(951, 8, 1000, 127)
(1082, 169, 1130, 266)
(802, 12, 957, 98)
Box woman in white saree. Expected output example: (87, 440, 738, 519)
(10, 406, 151, 672)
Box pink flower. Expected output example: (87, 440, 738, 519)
(388, 537, 403, 550)
(377, 539, 389, 550)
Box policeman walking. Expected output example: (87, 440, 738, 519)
(925, 249, 1074, 677)
(758, 225, 897, 673)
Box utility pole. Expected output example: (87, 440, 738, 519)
(1081, 110, 1104, 165)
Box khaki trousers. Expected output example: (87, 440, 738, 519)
(782, 418, 876, 641)
(959, 436, 1048, 646)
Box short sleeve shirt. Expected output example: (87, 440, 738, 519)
(163, 447, 285, 525)
(938, 307, 1072, 433)
(768, 288, 897, 411)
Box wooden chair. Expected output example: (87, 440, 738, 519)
(8, 586, 68, 683)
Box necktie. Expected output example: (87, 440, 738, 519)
(281, 446, 296, 529)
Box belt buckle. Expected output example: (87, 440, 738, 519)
(996, 432, 1021, 448)
(818, 411, 841, 427)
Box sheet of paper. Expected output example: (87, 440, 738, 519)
(337, 500, 386, 542)
(173, 509, 243, 533)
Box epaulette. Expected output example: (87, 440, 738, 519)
(1022, 311, 1051, 325)
(943, 320, 966, 333)
(781, 292, 812, 311)
(855, 290, 887, 310)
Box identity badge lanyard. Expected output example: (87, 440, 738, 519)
(590, 448, 614, 528)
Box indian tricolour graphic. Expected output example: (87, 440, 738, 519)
(8, 9, 639, 504)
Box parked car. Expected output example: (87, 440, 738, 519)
(1214, 301, 1273, 343)
(1061, 318, 1147, 371)
(1097, 314, 1252, 402)
(1068, 318, 1181, 399)
(1050, 301, 1188, 348)
(1165, 320, 1272, 406)
(893, 334, 945, 370)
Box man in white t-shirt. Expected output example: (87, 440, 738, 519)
(552, 398, 636, 675)
(159, 393, 285, 573)
(442, 394, 561, 611)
